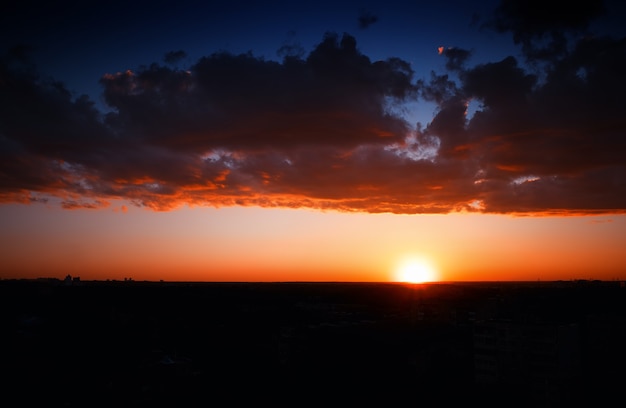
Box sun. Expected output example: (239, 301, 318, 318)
(394, 257, 438, 283)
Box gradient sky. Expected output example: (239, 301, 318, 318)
(1, 0, 625, 282)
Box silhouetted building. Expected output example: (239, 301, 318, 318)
(62, 274, 82, 286)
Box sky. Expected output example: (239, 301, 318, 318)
(1, 0, 625, 282)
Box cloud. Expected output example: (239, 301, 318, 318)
(61, 199, 110, 210)
(163, 50, 187, 66)
(430, 33, 626, 214)
(483, 0, 606, 60)
(358, 10, 379, 29)
(440, 47, 472, 71)
(1, 9, 626, 216)
(99, 33, 414, 152)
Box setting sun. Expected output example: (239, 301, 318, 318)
(394, 257, 438, 283)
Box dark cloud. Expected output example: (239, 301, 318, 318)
(488, 0, 606, 39)
(99, 33, 415, 153)
(163, 50, 187, 65)
(358, 10, 379, 29)
(442, 30, 626, 214)
(484, 0, 606, 60)
(441, 47, 472, 71)
(61, 199, 110, 210)
(1, 7, 626, 216)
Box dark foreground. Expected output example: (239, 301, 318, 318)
(2, 278, 625, 407)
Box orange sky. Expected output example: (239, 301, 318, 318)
(1, 202, 624, 282)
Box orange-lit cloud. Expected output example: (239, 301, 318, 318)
(1, 21, 625, 216)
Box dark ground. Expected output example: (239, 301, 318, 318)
(2, 279, 625, 407)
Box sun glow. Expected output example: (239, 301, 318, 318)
(394, 257, 438, 283)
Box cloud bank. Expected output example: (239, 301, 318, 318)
(1, 1, 625, 215)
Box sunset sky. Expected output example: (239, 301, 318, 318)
(1, 0, 625, 282)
